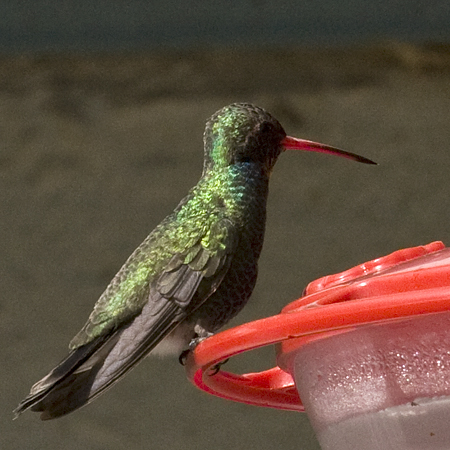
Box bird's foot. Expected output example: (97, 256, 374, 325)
(178, 352, 229, 375)
(178, 325, 214, 366)
(190, 325, 214, 349)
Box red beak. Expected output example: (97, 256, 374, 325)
(281, 136, 376, 165)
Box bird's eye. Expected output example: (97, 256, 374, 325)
(259, 121, 273, 134)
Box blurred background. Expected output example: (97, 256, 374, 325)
(3, 1, 450, 449)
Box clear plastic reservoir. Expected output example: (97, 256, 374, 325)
(292, 312, 450, 450)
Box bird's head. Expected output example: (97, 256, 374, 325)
(202, 103, 375, 175)
(203, 103, 286, 175)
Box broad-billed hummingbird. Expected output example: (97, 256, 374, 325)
(15, 103, 375, 420)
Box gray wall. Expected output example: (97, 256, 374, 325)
(1, 0, 450, 52)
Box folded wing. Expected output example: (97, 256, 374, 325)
(15, 218, 236, 420)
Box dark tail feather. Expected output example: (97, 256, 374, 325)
(13, 331, 121, 420)
(15, 300, 184, 420)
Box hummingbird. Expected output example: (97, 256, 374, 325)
(15, 103, 375, 420)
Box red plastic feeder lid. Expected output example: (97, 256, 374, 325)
(185, 241, 450, 411)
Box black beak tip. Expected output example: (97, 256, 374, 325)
(359, 156, 378, 165)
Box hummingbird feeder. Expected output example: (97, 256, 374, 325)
(186, 241, 450, 450)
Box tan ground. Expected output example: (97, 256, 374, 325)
(3, 43, 450, 450)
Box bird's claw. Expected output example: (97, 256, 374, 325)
(209, 358, 229, 375)
(178, 349, 190, 366)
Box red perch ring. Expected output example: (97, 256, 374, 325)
(185, 241, 450, 411)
